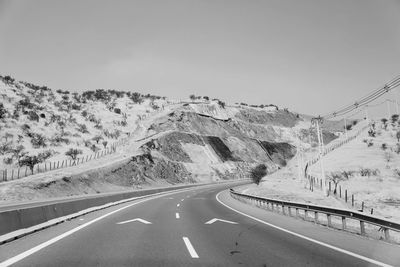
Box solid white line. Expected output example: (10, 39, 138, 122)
(182, 237, 199, 258)
(176, 213, 180, 219)
(0, 188, 198, 267)
(216, 191, 393, 267)
(177, 203, 180, 207)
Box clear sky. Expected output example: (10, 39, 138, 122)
(0, 0, 399, 115)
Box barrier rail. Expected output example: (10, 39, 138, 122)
(230, 189, 400, 242)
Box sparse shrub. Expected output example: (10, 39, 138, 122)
(0, 142, 12, 155)
(81, 110, 88, 117)
(341, 170, 355, 179)
(71, 103, 81, 110)
(381, 118, 388, 130)
(27, 111, 39, 122)
(0, 103, 7, 119)
(84, 140, 92, 147)
(367, 140, 374, 147)
(65, 148, 83, 160)
(203, 96, 209, 101)
(189, 94, 196, 101)
(396, 131, 400, 142)
(90, 144, 100, 152)
(391, 114, 399, 123)
(30, 133, 47, 148)
(129, 92, 143, 104)
(368, 129, 376, 137)
(114, 108, 121, 114)
(359, 167, 380, 177)
(77, 124, 89, 134)
(92, 135, 103, 144)
(218, 100, 226, 109)
(352, 120, 358, 126)
(40, 113, 46, 118)
(3, 157, 13, 165)
(21, 124, 30, 133)
(11, 145, 27, 165)
(381, 143, 387, 150)
(250, 164, 267, 185)
(345, 124, 353, 131)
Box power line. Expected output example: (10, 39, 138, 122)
(319, 75, 400, 120)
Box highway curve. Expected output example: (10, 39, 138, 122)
(0, 182, 399, 266)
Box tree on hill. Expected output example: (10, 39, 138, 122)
(65, 148, 83, 160)
(327, 172, 347, 195)
(19, 152, 51, 173)
(250, 164, 267, 185)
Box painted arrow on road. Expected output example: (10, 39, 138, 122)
(204, 218, 238, 225)
(116, 218, 152, 225)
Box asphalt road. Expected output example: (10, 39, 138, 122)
(0, 182, 399, 266)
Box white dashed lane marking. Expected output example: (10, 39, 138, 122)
(183, 237, 199, 258)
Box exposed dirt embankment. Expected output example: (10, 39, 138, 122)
(0, 154, 195, 202)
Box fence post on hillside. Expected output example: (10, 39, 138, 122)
(89, 154, 92, 160)
(339, 186, 341, 198)
(345, 190, 348, 202)
(61, 160, 64, 168)
(37, 164, 40, 173)
(17, 168, 20, 179)
(11, 169, 14, 180)
(352, 194, 354, 207)
(25, 167, 28, 176)
(4, 169, 7, 181)
(361, 202, 364, 212)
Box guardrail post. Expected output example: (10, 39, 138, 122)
(360, 221, 365, 235)
(383, 228, 390, 241)
(345, 190, 348, 202)
(314, 212, 319, 223)
(282, 205, 286, 215)
(304, 210, 308, 220)
(288, 207, 292, 216)
(271, 203, 274, 211)
(296, 208, 299, 217)
(327, 214, 332, 227)
(342, 216, 346, 230)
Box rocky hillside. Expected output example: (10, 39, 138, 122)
(0, 75, 339, 201)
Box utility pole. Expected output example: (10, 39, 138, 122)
(395, 89, 399, 115)
(312, 116, 327, 195)
(295, 130, 304, 183)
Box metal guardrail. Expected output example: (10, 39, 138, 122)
(230, 190, 400, 241)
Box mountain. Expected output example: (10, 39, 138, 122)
(0, 75, 339, 202)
